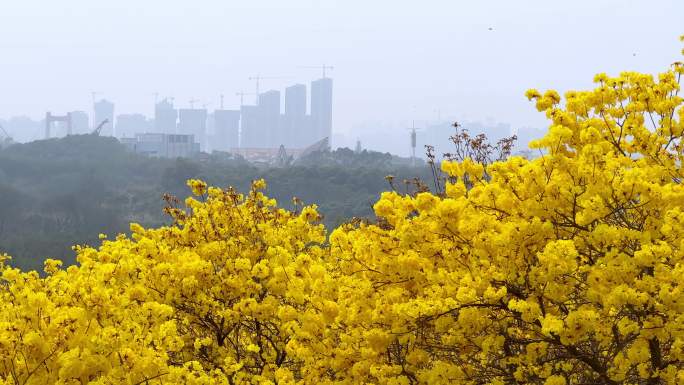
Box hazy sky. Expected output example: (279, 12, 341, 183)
(1, 0, 682, 136)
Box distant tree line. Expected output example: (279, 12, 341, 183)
(0, 135, 431, 271)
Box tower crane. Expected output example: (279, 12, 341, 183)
(0, 124, 13, 146)
(91, 91, 102, 129)
(0, 124, 11, 140)
(247, 75, 290, 104)
(299, 65, 334, 78)
(235, 91, 255, 107)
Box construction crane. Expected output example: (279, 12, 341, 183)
(0, 124, 11, 141)
(299, 65, 334, 78)
(91, 119, 109, 136)
(235, 91, 255, 107)
(0, 124, 13, 148)
(91, 91, 102, 129)
(248, 75, 289, 104)
(275, 144, 291, 167)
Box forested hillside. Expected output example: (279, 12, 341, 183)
(0, 135, 430, 270)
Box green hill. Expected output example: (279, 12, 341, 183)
(0, 135, 429, 270)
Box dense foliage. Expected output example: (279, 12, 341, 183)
(0, 137, 427, 270)
(1, 38, 684, 385)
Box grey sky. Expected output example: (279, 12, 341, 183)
(0, 0, 682, 139)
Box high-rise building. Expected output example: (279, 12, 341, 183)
(116, 114, 151, 138)
(213, 110, 241, 151)
(285, 84, 306, 117)
(155, 98, 177, 134)
(178, 108, 208, 151)
(284, 84, 308, 148)
(68, 111, 89, 135)
(279, 113, 313, 149)
(93, 99, 115, 136)
(258, 90, 280, 148)
(310, 78, 333, 148)
(240, 105, 259, 148)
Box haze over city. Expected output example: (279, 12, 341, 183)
(1, 0, 682, 155)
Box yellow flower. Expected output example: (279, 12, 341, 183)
(252, 178, 267, 190)
(187, 179, 207, 195)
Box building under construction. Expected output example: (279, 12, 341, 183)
(213, 109, 240, 151)
(164, 76, 333, 154)
(310, 77, 333, 146)
(32, 74, 333, 159)
(94, 99, 115, 136)
(155, 98, 177, 134)
(237, 76, 333, 151)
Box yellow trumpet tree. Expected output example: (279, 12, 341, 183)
(0, 180, 330, 384)
(307, 51, 684, 384)
(0, 37, 683, 385)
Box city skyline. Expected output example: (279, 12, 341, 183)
(15, 75, 336, 155)
(1, 1, 681, 137)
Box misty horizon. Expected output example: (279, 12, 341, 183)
(1, 0, 682, 145)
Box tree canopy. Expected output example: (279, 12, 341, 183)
(0, 136, 427, 271)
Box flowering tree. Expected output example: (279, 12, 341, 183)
(0, 180, 329, 384)
(0, 37, 683, 385)
(312, 43, 684, 384)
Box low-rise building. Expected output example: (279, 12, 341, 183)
(120, 133, 200, 159)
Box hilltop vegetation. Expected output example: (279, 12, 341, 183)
(0, 136, 430, 270)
